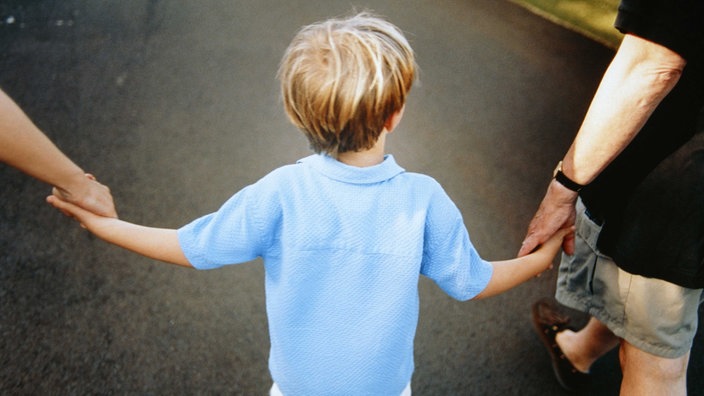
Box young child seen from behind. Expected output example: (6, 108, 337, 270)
(48, 12, 570, 396)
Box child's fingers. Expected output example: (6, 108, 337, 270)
(47, 192, 73, 218)
(47, 194, 81, 217)
(47, 195, 90, 228)
(560, 226, 576, 239)
(537, 226, 576, 255)
(548, 226, 574, 240)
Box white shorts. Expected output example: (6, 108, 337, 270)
(270, 381, 412, 396)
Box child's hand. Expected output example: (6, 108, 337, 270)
(532, 226, 575, 273)
(47, 193, 114, 232)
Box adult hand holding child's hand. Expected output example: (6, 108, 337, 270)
(47, 191, 109, 232)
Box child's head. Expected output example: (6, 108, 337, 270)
(278, 12, 416, 156)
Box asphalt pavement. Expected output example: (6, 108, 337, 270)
(1, 0, 702, 395)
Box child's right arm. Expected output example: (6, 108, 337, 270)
(472, 227, 573, 300)
(47, 195, 192, 268)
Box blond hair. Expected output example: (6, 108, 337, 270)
(278, 13, 416, 156)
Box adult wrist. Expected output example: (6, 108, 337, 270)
(548, 178, 579, 204)
(55, 169, 90, 200)
(552, 160, 585, 192)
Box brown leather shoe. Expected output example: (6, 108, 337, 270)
(531, 297, 590, 392)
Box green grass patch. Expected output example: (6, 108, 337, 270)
(509, 0, 623, 48)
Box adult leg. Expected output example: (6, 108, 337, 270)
(539, 199, 700, 393)
(610, 132, 704, 395)
(556, 317, 620, 373)
(619, 341, 689, 396)
(532, 298, 618, 391)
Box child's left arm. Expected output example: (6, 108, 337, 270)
(47, 195, 192, 267)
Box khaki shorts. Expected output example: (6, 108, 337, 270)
(555, 200, 704, 358)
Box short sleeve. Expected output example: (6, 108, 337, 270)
(177, 179, 281, 270)
(420, 184, 493, 301)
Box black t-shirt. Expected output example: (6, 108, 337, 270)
(615, 0, 704, 62)
(579, 0, 704, 287)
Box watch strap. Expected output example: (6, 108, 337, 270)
(554, 169, 584, 192)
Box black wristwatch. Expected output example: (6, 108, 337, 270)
(553, 161, 584, 192)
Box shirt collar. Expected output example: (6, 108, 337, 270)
(298, 154, 405, 184)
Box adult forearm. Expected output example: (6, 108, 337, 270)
(0, 89, 85, 189)
(561, 34, 686, 185)
(518, 35, 684, 257)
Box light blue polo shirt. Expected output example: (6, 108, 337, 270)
(178, 154, 493, 395)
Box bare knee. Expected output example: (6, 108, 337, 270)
(619, 341, 689, 387)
